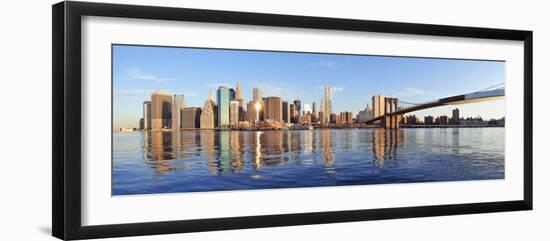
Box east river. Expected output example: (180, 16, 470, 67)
(112, 128, 504, 195)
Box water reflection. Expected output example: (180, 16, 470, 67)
(143, 129, 408, 175)
(114, 128, 504, 195)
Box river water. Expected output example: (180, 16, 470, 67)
(112, 128, 504, 195)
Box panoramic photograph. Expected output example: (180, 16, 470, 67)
(112, 44, 505, 196)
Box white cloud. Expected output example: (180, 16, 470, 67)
(124, 67, 176, 83)
(310, 60, 337, 69)
(332, 86, 344, 92)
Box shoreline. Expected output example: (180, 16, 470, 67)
(116, 125, 505, 133)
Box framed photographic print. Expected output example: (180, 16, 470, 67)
(52, 1, 533, 240)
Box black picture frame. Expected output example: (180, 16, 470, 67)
(52, 1, 533, 240)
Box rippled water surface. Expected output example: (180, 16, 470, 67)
(112, 128, 504, 195)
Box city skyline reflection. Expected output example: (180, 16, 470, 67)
(143, 129, 406, 176)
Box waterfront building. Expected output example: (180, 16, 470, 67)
(172, 94, 185, 130)
(319, 111, 326, 124)
(424, 115, 434, 125)
(330, 113, 337, 124)
(437, 115, 449, 125)
(289, 103, 297, 124)
(217, 86, 231, 129)
(372, 94, 385, 118)
(151, 91, 173, 130)
(339, 111, 353, 124)
(230, 101, 240, 127)
(282, 101, 291, 123)
(299, 115, 311, 125)
(461, 117, 487, 126)
(356, 104, 373, 123)
(246, 101, 262, 123)
(139, 118, 144, 130)
(293, 100, 301, 118)
(200, 98, 216, 129)
(264, 96, 283, 123)
(405, 115, 418, 125)
(451, 108, 460, 125)
(182, 107, 202, 129)
(142, 101, 151, 130)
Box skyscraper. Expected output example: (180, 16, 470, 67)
(172, 94, 185, 130)
(217, 86, 230, 129)
(293, 100, 301, 118)
(229, 100, 240, 127)
(151, 91, 172, 130)
(208, 90, 216, 104)
(289, 103, 297, 124)
(320, 86, 332, 123)
(264, 96, 283, 122)
(320, 96, 326, 123)
(234, 82, 245, 121)
(324, 86, 332, 117)
(372, 94, 385, 118)
(253, 87, 262, 102)
(143, 101, 151, 130)
(200, 98, 216, 129)
(312, 102, 318, 119)
(182, 107, 201, 129)
(282, 101, 291, 123)
(246, 101, 262, 123)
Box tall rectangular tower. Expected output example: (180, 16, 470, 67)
(151, 91, 173, 130)
(172, 94, 185, 130)
(217, 86, 230, 129)
(143, 101, 151, 130)
(265, 96, 283, 122)
(229, 101, 240, 127)
(372, 94, 386, 118)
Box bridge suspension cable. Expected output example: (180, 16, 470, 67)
(476, 82, 505, 92)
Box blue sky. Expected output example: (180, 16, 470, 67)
(113, 45, 505, 129)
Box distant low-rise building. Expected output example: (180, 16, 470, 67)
(339, 111, 353, 124)
(357, 104, 373, 123)
(330, 113, 337, 124)
(424, 115, 434, 125)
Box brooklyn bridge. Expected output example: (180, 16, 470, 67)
(366, 84, 505, 129)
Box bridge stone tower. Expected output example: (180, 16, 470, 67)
(384, 97, 400, 129)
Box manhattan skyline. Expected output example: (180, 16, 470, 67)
(113, 44, 505, 130)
